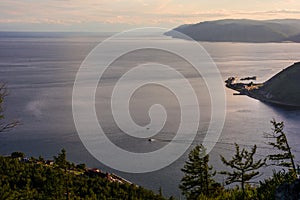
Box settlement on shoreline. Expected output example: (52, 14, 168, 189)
(225, 62, 300, 108)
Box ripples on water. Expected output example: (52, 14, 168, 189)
(0, 33, 299, 198)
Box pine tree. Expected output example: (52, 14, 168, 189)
(220, 143, 266, 199)
(0, 83, 18, 133)
(265, 119, 296, 173)
(54, 149, 69, 169)
(179, 144, 216, 199)
(53, 149, 70, 199)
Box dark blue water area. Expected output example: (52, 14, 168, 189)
(0, 33, 299, 198)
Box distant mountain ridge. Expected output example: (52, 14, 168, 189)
(165, 19, 300, 43)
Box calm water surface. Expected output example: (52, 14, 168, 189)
(0, 33, 299, 198)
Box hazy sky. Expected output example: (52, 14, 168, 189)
(1, 0, 300, 31)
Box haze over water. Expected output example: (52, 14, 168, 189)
(0, 33, 300, 198)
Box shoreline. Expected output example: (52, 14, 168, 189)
(225, 77, 300, 108)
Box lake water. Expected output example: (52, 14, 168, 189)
(0, 32, 299, 198)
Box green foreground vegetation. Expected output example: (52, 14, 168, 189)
(0, 123, 298, 200)
(0, 84, 171, 200)
(0, 150, 169, 200)
(1, 84, 300, 199)
(180, 120, 300, 200)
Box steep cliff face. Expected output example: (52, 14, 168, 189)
(256, 62, 300, 107)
